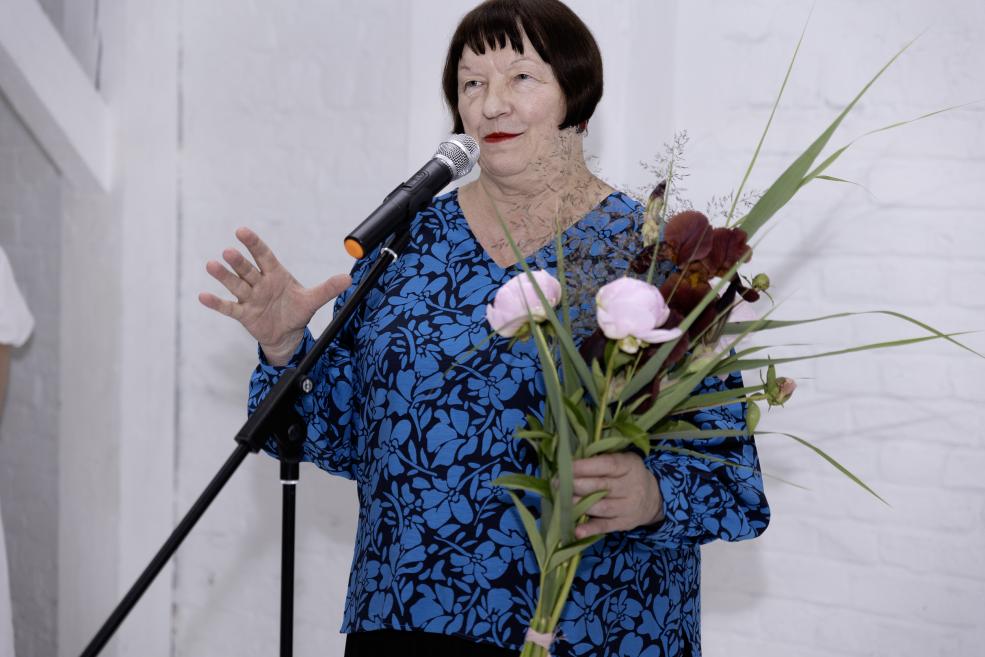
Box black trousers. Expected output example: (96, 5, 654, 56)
(344, 629, 518, 657)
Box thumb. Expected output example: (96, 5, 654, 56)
(309, 273, 352, 309)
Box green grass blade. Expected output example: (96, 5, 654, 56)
(584, 436, 632, 456)
(815, 175, 867, 191)
(620, 256, 748, 403)
(723, 309, 985, 358)
(545, 535, 604, 574)
(711, 331, 977, 377)
(573, 490, 608, 518)
(651, 444, 809, 490)
(759, 431, 887, 504)
(800, 103, 970, 191)
(635, 299, 768, 430)
(672, 385, 765, 413)
(532, 324, 574, 544)
(506, 491, 546, 570)
(493, 473, 551, 499)
(650, 428, 750, 440)
(727, 8, 810, 225)
(554, 230, 581, 399)
(484, 188, 599, 403)
(736, 35, 919, 238)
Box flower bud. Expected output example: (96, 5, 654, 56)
(776, 377, 797, 402)
(745, 400, 761, 432)
(751, 273, 770, 291)
(765, 376, 797, 406)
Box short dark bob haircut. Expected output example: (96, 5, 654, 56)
(442, 0, 603, 134)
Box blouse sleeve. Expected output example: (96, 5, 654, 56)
(0, 246, 34, 347)
(248, 252, 377, 480)
(626, 371, 771, 547)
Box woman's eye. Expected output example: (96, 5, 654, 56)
(515, 73, 534, 82)
(462, 80, 482, 91)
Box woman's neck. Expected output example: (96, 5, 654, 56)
(475, 163, 599, 230)
(472, 131, 607, 232)
(458, 138, 614, 267)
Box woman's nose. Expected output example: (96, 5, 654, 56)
(482, 80, 510, 119)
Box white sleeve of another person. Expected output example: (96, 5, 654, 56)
(0, 244, 34, 657)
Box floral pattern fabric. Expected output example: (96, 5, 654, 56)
(249, 190, 770, 656)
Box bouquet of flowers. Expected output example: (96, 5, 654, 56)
(479, 34, 978, 657)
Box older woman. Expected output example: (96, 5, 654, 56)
(200, 1, 769, 655)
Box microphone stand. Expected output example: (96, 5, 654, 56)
(78, 228, 411, 657)
(276, 414, 304, 657)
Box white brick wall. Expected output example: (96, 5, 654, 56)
(1, 0, 982, 655)
(678, 2, 985, 656)
(168, 0, 985, 654)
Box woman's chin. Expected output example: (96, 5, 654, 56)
(478, 160, 525, 180)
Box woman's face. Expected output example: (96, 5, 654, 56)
(457, 32, 568, 181)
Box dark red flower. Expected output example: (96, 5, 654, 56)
(704, 227, 752, 277)
(660, 273, 725, 345)
(662, 211, 714, 266)
(629, 244, 656, 275)
(578, 328, 608, 367)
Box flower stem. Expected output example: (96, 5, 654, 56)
(548, 553, 582, 631)
(593, 354, 616, 445)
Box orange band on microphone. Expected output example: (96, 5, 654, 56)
(344, 239, 365, 259)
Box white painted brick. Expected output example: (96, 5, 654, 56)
(703, 634, 845, 657)
(949, 262, 985, 308)
(878, 531, 985, 582)
(941, 448, 985, 490)
(820, 258, 947, 307)
(759, 554, 861, 607)
(841, 481, 982, 534)
(849, 570, 985, 627)
(878, 439, 948, 486)
(752, 598, 827, 647)
(698, 590, 762, 637)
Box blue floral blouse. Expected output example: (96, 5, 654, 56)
(249, 190, 770, 656)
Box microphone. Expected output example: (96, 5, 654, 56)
(344, 134, 480, 259)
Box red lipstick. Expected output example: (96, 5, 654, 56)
(484, 132, 522, 143)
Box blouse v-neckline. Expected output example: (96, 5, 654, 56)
(449, 187, 621, 272)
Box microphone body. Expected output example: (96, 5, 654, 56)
(344, 134, 480, 259)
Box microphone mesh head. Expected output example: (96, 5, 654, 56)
(437, 134, 480, 179)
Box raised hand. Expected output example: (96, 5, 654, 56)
(199, 227, 351, 366)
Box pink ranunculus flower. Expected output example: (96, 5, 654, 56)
(486, 270, 562, 338)
(595, 277, 682, 354)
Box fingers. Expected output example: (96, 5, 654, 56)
(572, 477, 612, 497)
(572, 495, 633, 538)
(205, 260, 251, 300)
(236, 227, 280, 275)
(222, 248, 261, 286)
(575, 517, 619, 539)
(576, 495, 618, 519)
(572, 454, 632, 479)
(198, 291, 241, 320)
(310, 273, 353, 307)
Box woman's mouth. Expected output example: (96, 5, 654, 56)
(483, 132, 522, 143)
